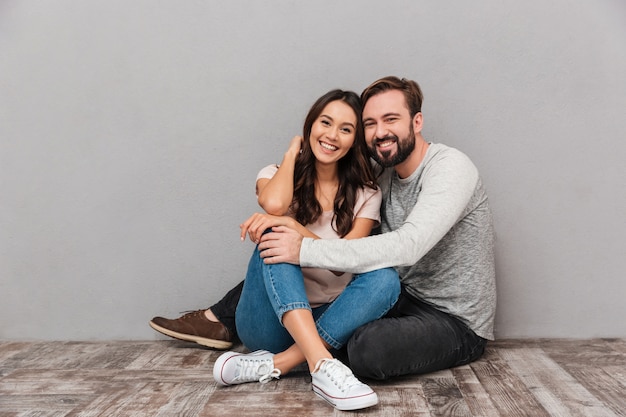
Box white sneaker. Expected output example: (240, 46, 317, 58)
(311, 358, 378, 411)
(213, 350, 280, 386)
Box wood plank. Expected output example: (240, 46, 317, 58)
(152, 381, 215, 417)
(65, 381, 209, 417)
(0, 342, 33, 363)
(125, 341, 216, 370)
(199, 389, 338, 417)
(451, 365, 501, 417)
(566, 367, 626, 417)
(499, 347, 620, 417)
(420, 373, 473, 417)
(0, 393, 87, 415)
(468, 346, 551, 416)
(0, 341, 143, 370)
(0, 369, 124, 395)
(541, 338, 626, 368)
(375, 387, 432, 417)
(1, 339, 625, 416)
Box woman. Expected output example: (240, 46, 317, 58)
(213, 90, 400, 411)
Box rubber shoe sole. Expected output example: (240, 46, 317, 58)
(149, 320, 232, 350)
(213, 350, 278, 386)
(312, 384, 378, 411)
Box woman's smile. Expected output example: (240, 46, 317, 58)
(319, 140, 339, 152)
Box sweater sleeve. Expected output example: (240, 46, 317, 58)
(299, 150, 479, 273)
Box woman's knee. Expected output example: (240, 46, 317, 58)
(236, 317, 293, 353)
(382, 268, 401, 298)
(360, 268, 401, 305)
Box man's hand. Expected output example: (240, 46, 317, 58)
(257, 226, 303, 265)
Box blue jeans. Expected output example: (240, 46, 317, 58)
(235, 247, 400, 353)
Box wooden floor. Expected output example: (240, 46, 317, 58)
(0, 339, 624, 416)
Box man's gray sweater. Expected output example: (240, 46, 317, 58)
(300, 143, 496, 340)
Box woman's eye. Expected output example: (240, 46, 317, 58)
(321, 120, 331, 126)
(341, 127, 353, 134)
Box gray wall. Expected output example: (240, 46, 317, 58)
(2, 0, 625, 341)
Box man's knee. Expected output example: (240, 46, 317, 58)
(346, 322, 390, 380)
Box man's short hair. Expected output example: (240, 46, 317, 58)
(361, 76, 424, 117)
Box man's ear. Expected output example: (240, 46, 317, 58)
(413, 112, 423, 133)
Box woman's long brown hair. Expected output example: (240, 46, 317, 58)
(291, 90, 377, 237)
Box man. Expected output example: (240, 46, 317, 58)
(150, 76, 496, 379)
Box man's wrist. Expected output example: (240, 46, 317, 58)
(299, 237, 313, 267)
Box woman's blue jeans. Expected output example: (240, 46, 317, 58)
(235, 247, 400, 353)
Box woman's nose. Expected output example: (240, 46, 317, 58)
(326, 126, 338, 140)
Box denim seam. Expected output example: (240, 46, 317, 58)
(276, 302, 311, 325)
(315, 282, 400, 351)
(316, 324, 341, 350)
(265, 261, 311, 325)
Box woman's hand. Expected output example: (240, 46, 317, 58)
(240, 213, 294, 244)
(286, 135, 304, 158)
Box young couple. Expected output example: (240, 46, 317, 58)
(150, 76, 497, 411)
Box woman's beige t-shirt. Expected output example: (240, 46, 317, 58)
(257, 164, 381, 307)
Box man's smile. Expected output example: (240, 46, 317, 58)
(374, 137, 398, 150)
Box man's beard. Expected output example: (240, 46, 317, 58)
(368, 123, 415, 168)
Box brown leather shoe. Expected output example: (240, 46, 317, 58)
(149, 310, 233, 350)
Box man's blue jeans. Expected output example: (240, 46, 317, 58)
(235, 247, 400, 353)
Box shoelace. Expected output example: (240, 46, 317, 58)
(315, 358, 361, 392)
(236, 357, 281, 384)
(178, 310, 206, 319)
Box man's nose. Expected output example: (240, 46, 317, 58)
(374, 124, 388, 139)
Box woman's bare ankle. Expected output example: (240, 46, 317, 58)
(307, 353, 333, 373)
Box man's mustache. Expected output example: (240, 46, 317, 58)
(373, 135, 399, 145)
